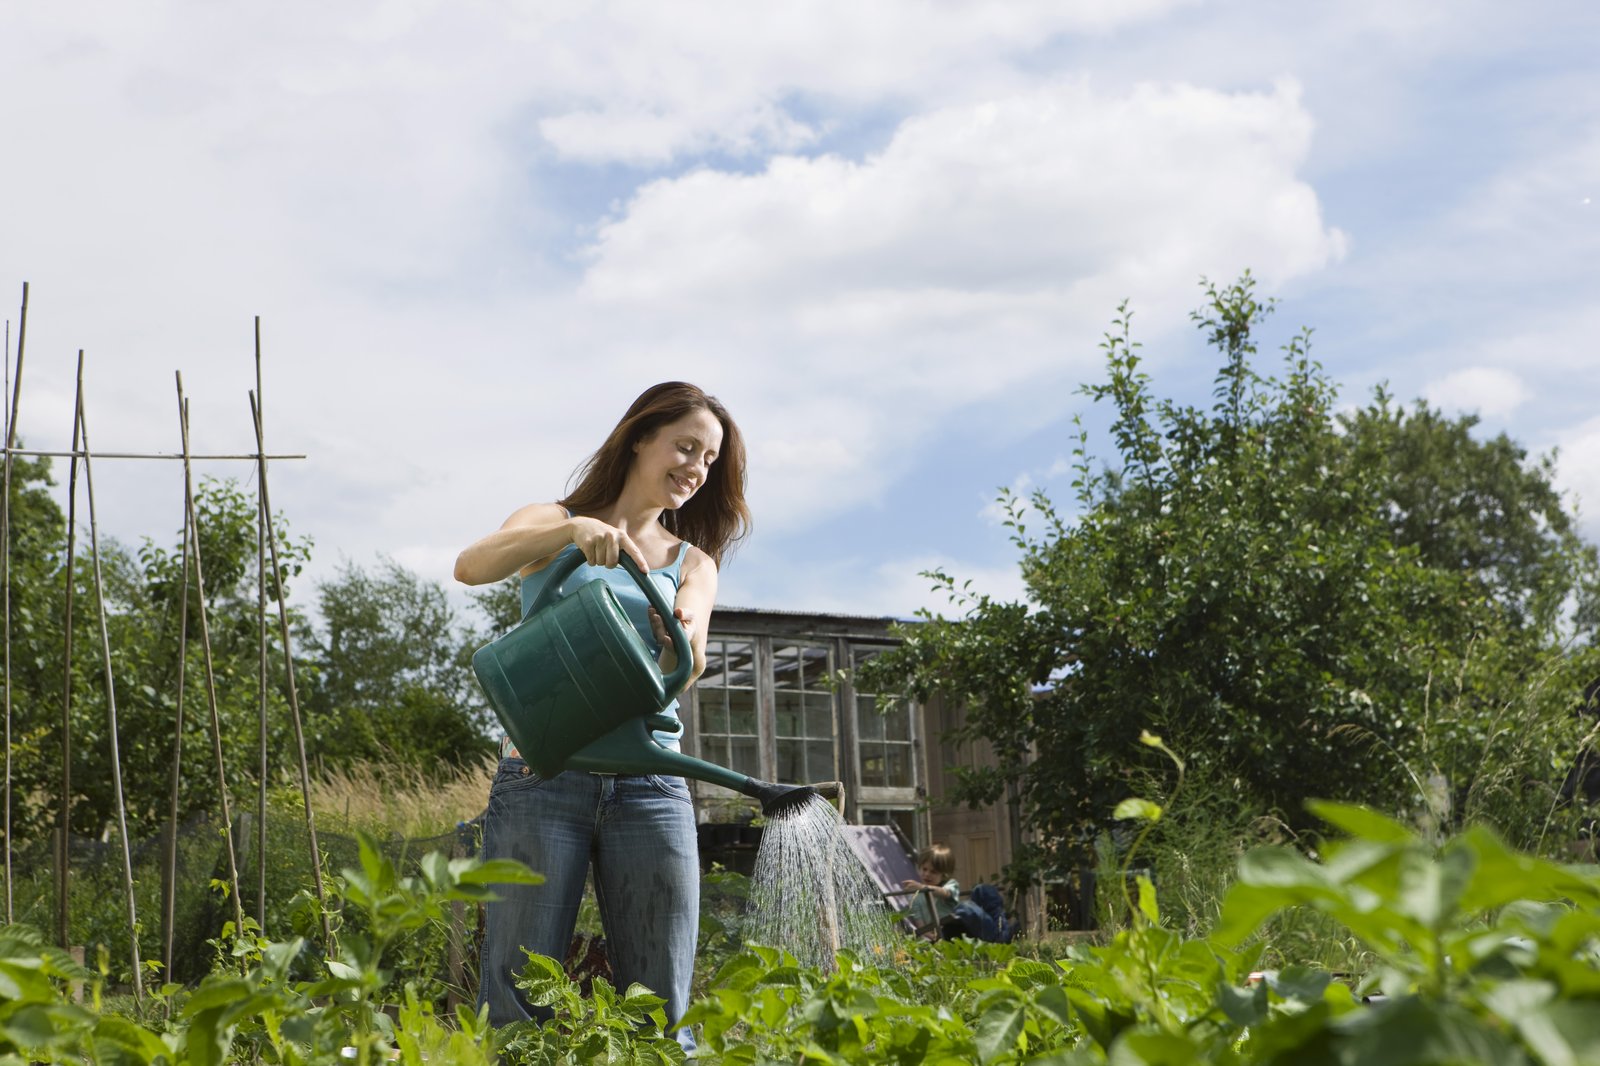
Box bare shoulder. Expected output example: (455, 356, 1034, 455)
(680, 544, 719, 582)
(500, 501, 568, 530)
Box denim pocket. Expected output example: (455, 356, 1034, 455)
(490, 757, 546, 794)
(647, 774, 692, 802)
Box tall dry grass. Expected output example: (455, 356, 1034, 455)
(297, 757, 497, 841)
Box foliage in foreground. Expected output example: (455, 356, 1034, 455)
(0, 832, 539, 1066)
(692, 801, 1600, 1064)
(3, 802, 1599, 1064)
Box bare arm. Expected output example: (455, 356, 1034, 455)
(651, 546, 719, 683)
(453, 503, 647, 585)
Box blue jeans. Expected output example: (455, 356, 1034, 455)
(478, 760, 699, 1051)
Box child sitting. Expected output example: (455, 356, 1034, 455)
(900, 843, 960, 940)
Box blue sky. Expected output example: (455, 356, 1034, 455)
(1, 1, 1596, 621)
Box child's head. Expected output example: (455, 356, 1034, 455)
(916, 843, 954, 881)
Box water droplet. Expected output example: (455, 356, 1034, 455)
(743, 797, 898, 971)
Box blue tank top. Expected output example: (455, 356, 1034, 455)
(518, 538, 693, 750)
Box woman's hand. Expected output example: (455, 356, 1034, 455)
(571, 517, 648, 570)
(650, 607, 696, 669)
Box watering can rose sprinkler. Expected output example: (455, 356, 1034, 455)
(472, 549, 822, 815)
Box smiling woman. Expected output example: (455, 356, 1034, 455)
(452, 381, 751, 1050)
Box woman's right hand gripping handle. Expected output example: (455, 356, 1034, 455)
(454, 503, 647, 585)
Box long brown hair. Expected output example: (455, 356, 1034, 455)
(561, 382, 751, 564)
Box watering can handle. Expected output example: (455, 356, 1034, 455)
(523, 547, 696, 703)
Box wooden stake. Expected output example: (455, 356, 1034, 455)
(77, 364, 144, 1000)
(249, 391, 330, 947)
(254, 318, 267, 925)
(176, 375, 245, 935)
(56, 353, 82, 950)
(2, 282, 28, 924)
(160, 450, 192, 980)
(6, 449, 304, 461)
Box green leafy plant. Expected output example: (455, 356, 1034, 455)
(497, 953, 685, 1065)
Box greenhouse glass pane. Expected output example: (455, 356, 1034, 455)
(728, 688, 757, 735)
(804, 695, 833, 738)
(730, 736, 761, 777)
(776, 739, 802, 783)
(886, 744, 911, 787)
(799, 646, 832, 688)
(773, 645, 801, 690)
(806, 739, 835, 780)
(775, 691, 802, 737)
(724, 641, 757, 688)
(857, 704, 883, 741)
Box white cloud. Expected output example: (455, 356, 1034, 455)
(726, 551, 1029, 619)
(0, 2, 1354, 618)
(577, 79, 1346, 527)
(1423, 367, 1531, 419)
(521, 0, 1202, 164)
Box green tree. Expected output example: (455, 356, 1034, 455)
(306, 558, 494, 773)
(863, 276, 1600, 892)
(2, 450, 70, 842)
(1342, 395, 1600, 637)
(72, 477, 314, 835)
(3, 468, 315, 843)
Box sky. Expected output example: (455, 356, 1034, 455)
(1, 0, 1597, 624)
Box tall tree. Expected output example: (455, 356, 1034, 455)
(863, 277, 1600, 887)
(1343, 396, 1600, 636)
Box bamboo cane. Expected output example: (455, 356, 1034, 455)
(2, 282, 28, 923)
(56, 354, 83, 949)
(2, 316, 7, 925)
(249, 391, 330, 946)
(77, 364, 144, 1000)
(6, 450, 305, 461)
(161, 451, 192, 979)
(254, 318, 267, 925)
(175, 375, 245, 934)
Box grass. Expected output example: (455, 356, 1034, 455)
(293, 757, 497, 841)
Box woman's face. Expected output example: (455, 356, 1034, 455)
(631, 408, 725, 510)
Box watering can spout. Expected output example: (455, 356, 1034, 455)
(562, 717, 830, 815)
(743, 779, 820, 816)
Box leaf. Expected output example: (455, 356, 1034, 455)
(1107, 1026, 1204, 1065)
(1031, 984, 1074, 1027)
(974, 1003, 1024, 1064)
(1330, 996, 1530, 1066)
(1215, 979, 1267, 1028)
(455, 858, 544, 887)
(1272, 965, 1334, 1003)
(1135, 876, 1160, 924)
(1113, 798, 1162, 823)
(1456, 825, 1600, 915)
(1306, 801, 1414, 845)
(1395, 843, 1474, 932)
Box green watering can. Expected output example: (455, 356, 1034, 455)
(472, 550, 819, 814)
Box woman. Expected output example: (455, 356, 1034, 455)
(455, 382, 750, 1045)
